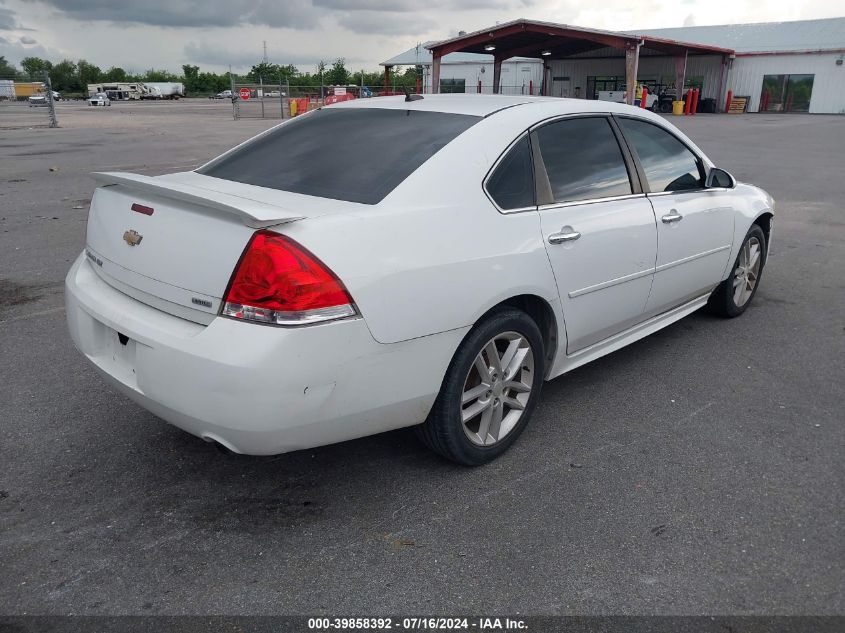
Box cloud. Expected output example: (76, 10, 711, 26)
(20, 34, 36, 44)
(336, 11, 437, 35)
(0, 6, 19, 29)
(29, 1, 320, 29)
(0, 34, 63, 66)
(316, 0, 535, 10)
(31, 0, 536, 30)
(5, 0, 844, 75)
(184, 40, 330, 71)
(314, 0, 421, 10)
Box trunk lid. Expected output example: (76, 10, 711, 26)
(85, 171, 310, 324)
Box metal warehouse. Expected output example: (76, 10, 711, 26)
(382, 17, 845, 114)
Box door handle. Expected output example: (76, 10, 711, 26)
(548, 227, 581, 244)
(661, 209, 683, 224)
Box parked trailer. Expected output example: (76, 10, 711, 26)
(13, 82, 45, 99)
(141, 82, 185, 100)
(87, 83, 144, 100)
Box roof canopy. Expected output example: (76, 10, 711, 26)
(425, 19, 734, 61)
(380, 42, 540, 67)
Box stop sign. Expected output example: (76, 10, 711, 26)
(239, 88, 250, 100)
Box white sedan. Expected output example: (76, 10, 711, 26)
(65, 95, 773, 465)
(88, 93, 111, 106)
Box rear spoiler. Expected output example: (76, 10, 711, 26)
(91, 172, 305, 228)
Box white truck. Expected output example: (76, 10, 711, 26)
(141, 82, 185, 100)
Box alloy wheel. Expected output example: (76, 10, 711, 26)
(733, 236, 762, 307)
(460, 331, 534, 446)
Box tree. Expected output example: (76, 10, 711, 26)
(103, 66, 128, 82)
(50, 59, 77, 92)
(76, 59, 101, 90)
(248, 61, 280, 82)
(0, 55, 17, 78)
(20, 56, 52, 80)
(182, 64, 200, 92)
(326, 58, 348, 86)
(143, 68, 177, 82)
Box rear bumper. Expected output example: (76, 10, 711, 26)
(65, 253, 466, 454)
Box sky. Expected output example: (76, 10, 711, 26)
(1, 0, 844, 75)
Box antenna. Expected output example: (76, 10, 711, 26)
(403, 86, 423, 102)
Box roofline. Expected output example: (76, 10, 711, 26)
(624, 32, 734, 55)
(426, 18, 635, 51)
(424, 18, 734, 58)
(380, 55, 542, 68)
(736, 47, 845, 57)
(637, 15, 845, 32)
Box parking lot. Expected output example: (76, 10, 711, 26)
(0, 99, 842, 615)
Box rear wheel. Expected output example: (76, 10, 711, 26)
(708, 225, 766, 317)
(416, 307, 544, 465)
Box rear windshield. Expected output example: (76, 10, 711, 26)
(198, 108, 480, 205)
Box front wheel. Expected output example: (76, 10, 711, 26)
(708, 224, 766, 317)
(416, 307, 544, 465)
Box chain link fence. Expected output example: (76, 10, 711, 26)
(0, 72, 58, 129)
(228, 72, 411, 121)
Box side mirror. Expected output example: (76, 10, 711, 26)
(706, 167, 735, 189)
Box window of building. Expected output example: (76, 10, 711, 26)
(439, 78, 466, 94)
(761, 74, 814, 112)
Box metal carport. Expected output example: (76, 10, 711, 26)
(426, 19, 734, 106)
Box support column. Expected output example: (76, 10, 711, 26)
(383, 66, 391, 93)
(674, 51, 687, 104)
(718, 54, 734, 112)
(493, 57, 503, 94)
(542, 61, 551, 96)
(431, 54, 441, 94)
(625, 41, 641, 105)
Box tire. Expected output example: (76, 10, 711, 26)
(708, 224, 766, 317)
(416, 307, 545, 466)
(659, 100, 673, 114)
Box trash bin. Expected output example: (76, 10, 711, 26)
(672, 100, 685, 115)
(701, 98, 716, 113)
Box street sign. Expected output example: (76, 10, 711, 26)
(239, 88, 251, 100)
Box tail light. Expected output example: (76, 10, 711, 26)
(221, 230, 357, 326)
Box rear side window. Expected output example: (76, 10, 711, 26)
(486, 135, 535, 210)
(619, 118, 704, 192)
(534, 117, 633, 204)
(199, 108, 480, 205)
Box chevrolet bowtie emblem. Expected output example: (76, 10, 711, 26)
(123, 229, 143, 246)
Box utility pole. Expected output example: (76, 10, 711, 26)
(263, 41, 268, 64)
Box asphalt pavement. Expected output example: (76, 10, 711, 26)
(0, 100, 842, 615)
